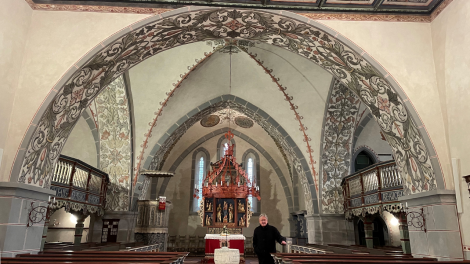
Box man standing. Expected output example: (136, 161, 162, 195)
(253, 214, 286, 264)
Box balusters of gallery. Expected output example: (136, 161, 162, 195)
(72, 166, 89, 189)
(52, 159, 73, 185)
(362, 169, 378, 193)
(342, 160, 401, 210)
(380, 162, 402, 189)
(51, 155, 109, 207)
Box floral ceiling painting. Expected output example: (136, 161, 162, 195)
(321, 79, 361, 214)
(96, 75, 131, 211)
(16, 8, 438, 213)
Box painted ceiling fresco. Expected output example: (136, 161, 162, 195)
(15, 8, 441, 217)
(96, 76, 132, 211)
(30, 0, 444, 14)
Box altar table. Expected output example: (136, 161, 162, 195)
(204, 234, 245, 255)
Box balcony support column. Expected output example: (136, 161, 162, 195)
(73, 213, 89, 245)
(396, 212, 411, 254)
(363, 215, 374, 249)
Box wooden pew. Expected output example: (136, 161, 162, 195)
(273, 253, 429, 264)
(2, 251, 189, 264)
(292, 260, 470, 264)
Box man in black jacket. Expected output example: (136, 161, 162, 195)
(253, 214, 286, 264)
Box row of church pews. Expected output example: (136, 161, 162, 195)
(1, 251, 189, 264)
(273, 253, 470, 264)
(44, 242, 127, 251)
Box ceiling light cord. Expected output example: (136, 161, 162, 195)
(229, 45, 232, 131)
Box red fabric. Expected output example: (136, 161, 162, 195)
(205, 239, 244, 254)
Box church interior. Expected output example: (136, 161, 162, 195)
(2, 0, 470, 262)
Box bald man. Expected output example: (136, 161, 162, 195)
(253, 214, 286, 264)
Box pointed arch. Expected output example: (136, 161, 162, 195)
(11, 7, 443, 217)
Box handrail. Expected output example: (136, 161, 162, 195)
(341, 160, 403, 213)
(341, 160, 396, 184)
(289, 245, 330, 254)
(51, 155, 109, 212)
(127, 243, 161, 252)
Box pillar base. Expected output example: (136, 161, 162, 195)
(306, 214, 354, 245)
(0, 182, 55, 257)
(399, 189, 463, 260)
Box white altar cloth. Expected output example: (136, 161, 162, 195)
(214, 247, 240, 264)
(204, 234, 246, 241)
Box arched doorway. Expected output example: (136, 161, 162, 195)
(355, 216, 389, 248)
(357, 219, 366, 246)
(372, 217, 388, 247)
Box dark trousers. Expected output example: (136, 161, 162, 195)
(256, 252, 275, 264)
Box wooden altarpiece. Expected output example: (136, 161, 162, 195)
(195, 131, 260, 233)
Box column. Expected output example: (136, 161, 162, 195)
(73, 214, 88, 245)
(40, 208, 56, 251)
(397, 212, 411, 254)
(363, 216, 374, 249)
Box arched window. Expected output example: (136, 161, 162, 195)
(222, 141, 229, 158)
(243, 151, 259, 213)
(191, 149, 209, 213)
(354, 151, 374, 172)
(217, 135, 235, 160)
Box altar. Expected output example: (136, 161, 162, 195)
(194, 131, 260, 258)
(204, 234, 245, 255)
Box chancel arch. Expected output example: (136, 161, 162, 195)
(149, 126, 294, 212)
(10, 7, 445, 220)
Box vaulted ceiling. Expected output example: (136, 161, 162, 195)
(31, 0, 445, 14)
(128, 40, 332, 184)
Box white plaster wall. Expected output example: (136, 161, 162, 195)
(381, 211, 401, 247)
(1, 10, 149, 182)
(46, 208, 91, 243)
(163, 136, 290, 238)
(161, 121, 293, 201)
(354, 119, 394, 160)
(0, 0, 32, 179)
(129, 42, 214, 176)
(1, 8, 452, 194)
(431, 0, 470, 257)
(61, 116, 98, 167)
(320, 19, 452, 190)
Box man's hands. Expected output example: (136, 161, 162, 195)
(281, 241, 287, 245)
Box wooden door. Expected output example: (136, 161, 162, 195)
(101, 219, 120, 243)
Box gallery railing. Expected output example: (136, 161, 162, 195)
(341, 160, 404, 218)
(50, 155, 109, 215)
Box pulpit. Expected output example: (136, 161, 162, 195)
(204, 234, 245, 255)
